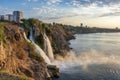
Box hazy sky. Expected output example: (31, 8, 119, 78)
(0, 0, 120, 28)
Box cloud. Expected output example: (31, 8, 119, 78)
(67, 0, 120, 7)
(68, 1, 120, 18)
(46, 0, 62, 5)
(29, 0, 120, 26)
(48, 0, 62, 4)
(21, 3, 27, 6)
(21, 0, 39, 6)
(99, 12, 120, 17)
(32, 6, 80, 20)
(33, 7, 58, 19)
(43, 14, 79, 20)
(32, 1, 120, 21)
(27, 0, 38, 2)
(97, 3, 120, 17)
(0, 6, 12, 14)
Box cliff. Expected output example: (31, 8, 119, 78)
(50, 25, 75, 56)
(67, 26, 120, 34)
(0, 22, 52, 80)
(22, 19, 75, 57)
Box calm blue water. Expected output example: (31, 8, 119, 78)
(54, 33, 120, 80)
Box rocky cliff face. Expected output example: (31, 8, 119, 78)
(33, 25, 74, 57)
(22, 18, 74, 57)
(50, 26, 74, 56)
(0, 22, 51, 80)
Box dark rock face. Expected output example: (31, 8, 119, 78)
(50, 27, 74, 56)
(34, 26, 40, 37)
(14, 33, 21, 41)
(47, 65, 60, 78)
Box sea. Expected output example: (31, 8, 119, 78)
(53, 33, 120, 80)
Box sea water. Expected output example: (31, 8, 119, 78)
(54, 33, 120, 80)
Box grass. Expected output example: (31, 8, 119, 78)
(28, 42, 44, 62)
(0, 71, 34, 80)
(29, 51, 44, 62)
(0, 25, 4, 41)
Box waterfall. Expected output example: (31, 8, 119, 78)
(23, 32, 31, 42)
(23, 28, 51, 64)
(43, 33, 54, 61)
(29, 27, 35, 42)
(33, 43, 51, 64)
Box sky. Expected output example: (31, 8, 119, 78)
(0, 0, 120, 28)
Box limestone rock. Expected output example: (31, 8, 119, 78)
(47, 65, 60, 78)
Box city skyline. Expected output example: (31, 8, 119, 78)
(0, 0, 120, 28)
(0, 11, 23, 23)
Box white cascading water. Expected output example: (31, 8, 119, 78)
(23, 32, 31, 42)
(29, 27, 35, 42)
(43, 32, 54, 61)
(33, 43, 51, 64)
(23, 27, 51, 64)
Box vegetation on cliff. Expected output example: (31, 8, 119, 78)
(22, 18, 74, 56)
(71, 26, 120, 34)
(0, 25, 4, 41)
(22, 18, 73, 56)
(0, 71, 33, 80)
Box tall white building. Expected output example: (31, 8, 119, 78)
(13, 11, 23, 23)
(3, 15, 9, 21)
(7, 14, 14, 21)
(0, 15, 7, 20)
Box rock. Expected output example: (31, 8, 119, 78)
(14, 33, 21, 41)
(45, 70, 51, 80)
(47, 65, 60, 78)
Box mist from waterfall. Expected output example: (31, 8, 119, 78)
(43, 32, 54, 61)
(53, 33, 120, 80)
(53, 33, 120, 69)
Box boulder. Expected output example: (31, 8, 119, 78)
(47, 65, 60, 78)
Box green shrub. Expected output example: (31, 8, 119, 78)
(29, 51, 44, 62)
(28, 42, 44, 62)
(35, 35, 44, 49)
(0, 71, 33, 80)
(0, 25, 4, 41)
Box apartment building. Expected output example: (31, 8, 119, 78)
(0, 11, 23, 23)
